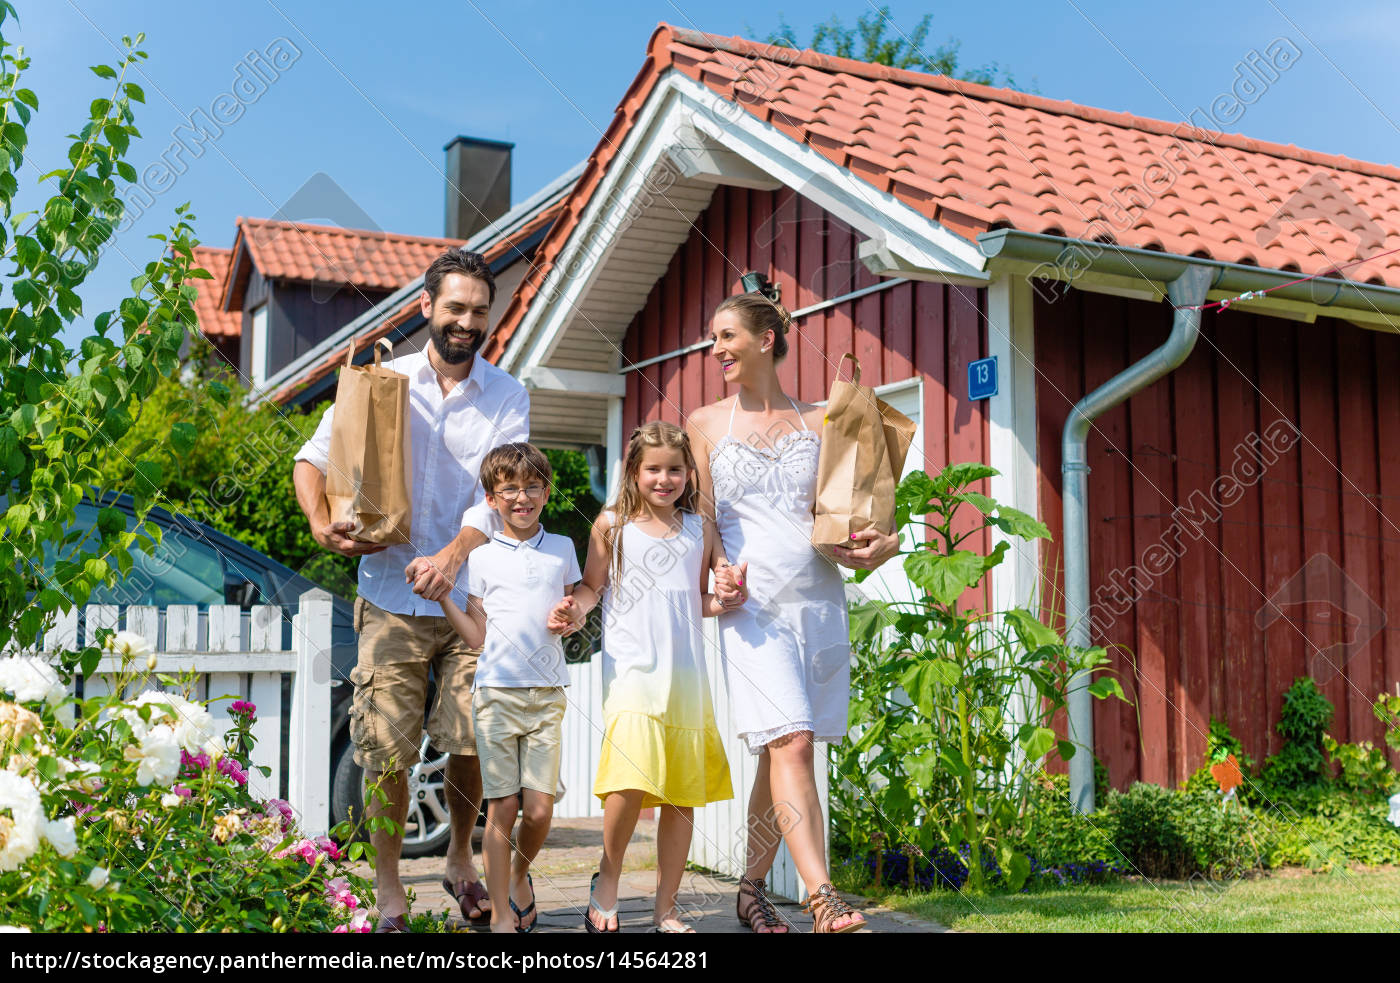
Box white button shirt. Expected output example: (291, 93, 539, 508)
(294, 348, 530, 616)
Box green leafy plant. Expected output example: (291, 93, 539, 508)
(835, 463, 1128, 893)
(1374, 689, 1400, 754)
(1322, 735, 1397, 798)
(1261, 678, 1334, 798)
(0, 7, 203, 659)
(1264, 794, 1400, 869)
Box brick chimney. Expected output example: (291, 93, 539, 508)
(444, 136, 513, 241)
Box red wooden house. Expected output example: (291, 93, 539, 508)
(487, 25, 1400, 804)
(268, 26, 1400, 811)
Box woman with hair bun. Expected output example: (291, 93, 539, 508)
(685, 278, 900, 934)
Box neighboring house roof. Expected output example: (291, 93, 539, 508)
(220, 219, 467, 311)
(485, 24, 1400, 362)
(189, 246, 241, 339)
(261, 162, 583, 406)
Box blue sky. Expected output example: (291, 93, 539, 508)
(15, 1, 1400, 351)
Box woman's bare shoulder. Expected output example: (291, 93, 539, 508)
(792, 399, 824, 431)
(687, 398, 735, 444)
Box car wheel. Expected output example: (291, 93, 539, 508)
(328, 732, 454, 858)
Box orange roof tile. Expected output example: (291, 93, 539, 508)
(268, 199, 563, 405)
(485, 24, 1400, 362)
(190, 246, 240, 339)
(222, 219, 467, 310)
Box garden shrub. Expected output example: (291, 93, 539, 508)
(1261, 678, 1334, 799)
(1105, 782, 1271, 879)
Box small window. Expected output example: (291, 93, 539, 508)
(250, 303, 269, 387)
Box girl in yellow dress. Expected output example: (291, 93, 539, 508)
(550, 421, 735, 933)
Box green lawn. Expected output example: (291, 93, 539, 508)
(877, 868, 1400, 932)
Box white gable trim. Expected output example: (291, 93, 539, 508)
(666, 72, 988, 282)
(501, 68, 990, 378)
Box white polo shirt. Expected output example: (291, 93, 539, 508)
(467, 527, 581, 689)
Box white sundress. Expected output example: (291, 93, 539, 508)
(709, 397, 851, 753)
(594, 511, 731, 807)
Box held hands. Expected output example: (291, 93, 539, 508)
(404, 546, 458, 602)
(547, 596, 584, 636)
(832, 527, 900, 570)
(714, 561, 748, 610)
(317, 520, 388, 558)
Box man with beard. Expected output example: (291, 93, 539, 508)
(293, 248, 528, 932)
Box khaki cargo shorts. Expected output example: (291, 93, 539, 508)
(348, 596, 480, 772)
(472, 686, 567, 801)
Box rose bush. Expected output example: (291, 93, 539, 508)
(0, 634, 375, 932)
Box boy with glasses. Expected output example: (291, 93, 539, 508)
(437, 442, 580, 933)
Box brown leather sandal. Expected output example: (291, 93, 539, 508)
(802, 884, 865, 934)
(736, 876, 789, 934)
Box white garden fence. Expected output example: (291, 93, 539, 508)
(555, 619, 829, 905)
(30, 588, 333, 835)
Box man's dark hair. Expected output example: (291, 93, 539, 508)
(424, 247, 496, 305)
(481, 442, 553, 496)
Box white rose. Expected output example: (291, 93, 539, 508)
(43, 816, 77, 858)
(0, 771, 44, 872)
(123, 724, 181, 787)
(106, 631, 154, 662)
(171, 703, 218, 756)
(85, 866, 109, 889)
(0, 657, 65, 707)
(160, 792, 182, 809)
(0, 925, 31, 932)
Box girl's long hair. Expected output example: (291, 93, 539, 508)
(605, 421, 699, 583)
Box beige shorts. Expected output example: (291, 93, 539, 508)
(472, 686, 567, 801)
(348, 596, 480, 771)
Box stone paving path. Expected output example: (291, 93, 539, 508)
(363, 817, 947, 934)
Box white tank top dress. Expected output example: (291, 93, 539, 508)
(709, 397, 851, 753)
(594, 510, 731, 807)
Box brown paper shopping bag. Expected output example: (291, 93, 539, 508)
(811, 353, 917, 559)
(325, 338, 413, 545)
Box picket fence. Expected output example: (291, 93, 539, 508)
(554, 620, 828, 905)
(25, 589, 334, 835)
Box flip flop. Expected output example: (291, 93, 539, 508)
(584, 870, 620, 934)
(509, 872, 537, 934)
(441, 876, 491, 924)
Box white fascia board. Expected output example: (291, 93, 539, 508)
(666, 72, 988, 282)
(519, 365, 627, 397)
(502, 84, 688, 378)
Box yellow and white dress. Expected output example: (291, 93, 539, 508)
(593, 510, 732, 808)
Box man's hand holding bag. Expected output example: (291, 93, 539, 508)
(811, 353, 916, 560)
(325, 338, 414, 545)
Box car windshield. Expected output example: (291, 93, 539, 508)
(41, 503, 259, 608)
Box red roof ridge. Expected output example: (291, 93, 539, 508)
(658, 24, 1400, 183)
(233, 216, 465, 248)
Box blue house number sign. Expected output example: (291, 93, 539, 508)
(968, 356, 998, 401)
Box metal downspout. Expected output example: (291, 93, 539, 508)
(1063, 265, 1212, 812)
